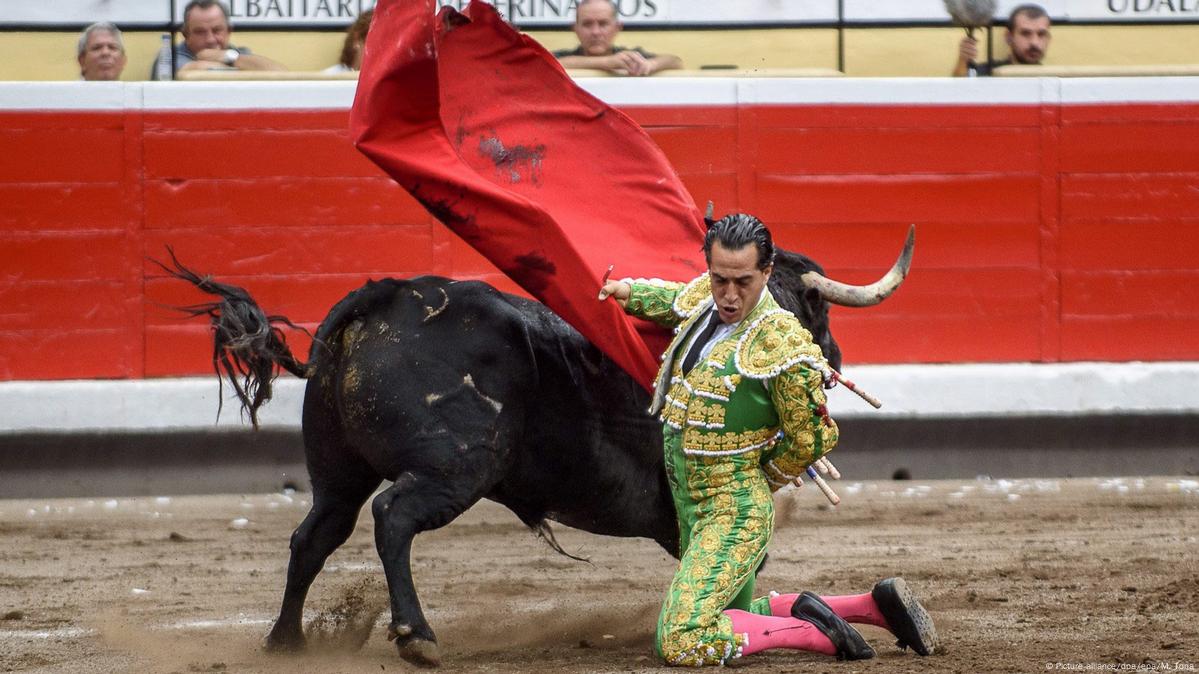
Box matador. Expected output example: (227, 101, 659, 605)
(600, 213, 938, 666)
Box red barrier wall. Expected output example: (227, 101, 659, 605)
(3, 87, 1198, 380)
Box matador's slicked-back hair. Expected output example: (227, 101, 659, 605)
(703, 213, 775, 271)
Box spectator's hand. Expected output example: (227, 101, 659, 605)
(196, 48, 234, 64)
(959, 37, 978, 65)
(609, 50, 652, 76)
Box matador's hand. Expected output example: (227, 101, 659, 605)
(598, 280, 631, 306)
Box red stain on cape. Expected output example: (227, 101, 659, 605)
(350, 0, 706, 391)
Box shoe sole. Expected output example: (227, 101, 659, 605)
(872, 577, 937, 656)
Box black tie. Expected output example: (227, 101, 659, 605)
(681, 311, 722, 376)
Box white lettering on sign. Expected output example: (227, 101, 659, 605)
(436, 0, 667, 24)
(1061, 0, 1199, 19)
(219, 0, 375, 21)
(489, 0, 840, 26)
(1104, 0, 1199, 15)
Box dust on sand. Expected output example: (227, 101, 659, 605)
(1, 477, 1197, 673)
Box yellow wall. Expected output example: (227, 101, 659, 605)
(1050, 25, 1199, 66)
(4, 24, 1198, 81)
(842, 27, 967, 77)
(527, 29, 840, 71)
(233, 32, 346, 71)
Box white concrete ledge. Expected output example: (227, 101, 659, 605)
(0, 377, 307, 433)
(8, 78, 1199, 112)
(826, 362, 1199, 419)
(1, 362, 1196, 433)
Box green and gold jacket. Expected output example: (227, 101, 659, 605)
(623, 273, 839, 490)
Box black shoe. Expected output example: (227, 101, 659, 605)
(872, 577, 937, 656)
(790, 591, 875, 661)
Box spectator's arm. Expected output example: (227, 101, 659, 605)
(557, 50, 681, 76)
(556, 53, 624, 72)
(193, 48, 287, 72)
(952, 36, 978, 77)
(645, 53, 682, 75)
(178, 59, 227, 73)
(231, 52, 287, 72)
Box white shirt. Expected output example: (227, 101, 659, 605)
(683, 286, 770, 367)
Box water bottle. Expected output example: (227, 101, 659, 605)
(155, 33, 173, 81)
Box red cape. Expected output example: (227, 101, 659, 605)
(350, 0, 707, 390)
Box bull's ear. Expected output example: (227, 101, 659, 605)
(802, 287, 825, 316)
(804, 286, 822, 303)
(703, 201, 716, 229)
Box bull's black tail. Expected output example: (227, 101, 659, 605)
(152, 247, 314, 429)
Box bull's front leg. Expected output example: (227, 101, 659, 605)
(372, 467, 493, 667)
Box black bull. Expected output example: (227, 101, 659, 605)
(162, 230, 911, 666)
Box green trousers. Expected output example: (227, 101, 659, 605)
(655, 428, 775, 666)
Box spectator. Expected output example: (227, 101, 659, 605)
(552, 0, 682, 76)
(151, 0, 286, 79)
(323, 9, 373, 74)
(78, 22, 127, 81)
(953, 3, 1051, 77)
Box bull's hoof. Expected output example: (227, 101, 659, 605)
(263, 627, 306, 653)
(396, 637, 441, 668)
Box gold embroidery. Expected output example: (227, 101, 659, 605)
(735, 311, 829, 379)
(762, 365, 841, 488)
(687, 398, 727, 428)
(661, 390, 689, 429)
(687, 366, 729, 401)
(625, 278, 686, 328)
(659, 429, 766, 667)
(682, 426, 779, 456)
(722, 373, 741, 393)
(672, 273, 712, 319)
(730, 541, 756, 564)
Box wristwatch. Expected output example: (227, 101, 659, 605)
(222, 48, 240, 66)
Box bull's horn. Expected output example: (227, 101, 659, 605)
(801, 224, 915, 307)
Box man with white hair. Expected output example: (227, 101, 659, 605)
(552, 0, 682, 76)
(78, 22, 127, 81)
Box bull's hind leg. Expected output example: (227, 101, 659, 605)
(371, 465, 493, 667)
(265, 461, 382, 652)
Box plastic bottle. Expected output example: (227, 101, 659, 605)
(155, 33, 173, 81)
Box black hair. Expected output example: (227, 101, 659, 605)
(1008, 3, 1048, 30)
(703, 213, 775, 271)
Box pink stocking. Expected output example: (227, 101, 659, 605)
(767, 592, 890, 631)
(724, 609, 835, 656)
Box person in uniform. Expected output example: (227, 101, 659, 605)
(600, 213, 937, 666)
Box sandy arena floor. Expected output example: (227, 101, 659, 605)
(2, 476, 1197, 673)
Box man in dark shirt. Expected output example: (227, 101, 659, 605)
(552, 0, 682, 76)
(953, 3, 1051, 77)
(150, 0, 285, 79)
